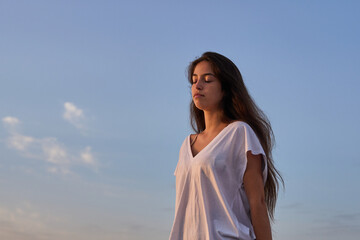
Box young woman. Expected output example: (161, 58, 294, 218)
(169, 52, 283, 240)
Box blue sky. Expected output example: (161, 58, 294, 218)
(1, 0, 359, 239)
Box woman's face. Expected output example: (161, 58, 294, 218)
(191, 61, 224, 111)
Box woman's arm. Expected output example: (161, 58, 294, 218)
(243, 152, 272, 240)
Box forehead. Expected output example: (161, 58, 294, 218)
(193, 61, 214, 75)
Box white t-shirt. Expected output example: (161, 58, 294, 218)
(169, 121, 267, 240)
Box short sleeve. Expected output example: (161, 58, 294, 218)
(236, 123, 268, 185)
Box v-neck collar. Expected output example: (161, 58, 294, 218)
(188, 121, 238, 159)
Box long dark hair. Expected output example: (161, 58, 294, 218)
(187, 51, 283, 220)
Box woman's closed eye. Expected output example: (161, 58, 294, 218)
(192, 78, 212, 84)
(204, 78, 212, 83)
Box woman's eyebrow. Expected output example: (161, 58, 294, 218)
(192, 73, 215, 77)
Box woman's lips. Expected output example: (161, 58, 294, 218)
(194, 94, 204, 98)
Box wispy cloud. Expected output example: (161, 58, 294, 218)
(2, 116, 21, 133)
(2, 116, 97, 174)
(0, 201, 157, 240)
(0, 203, 43, 231)
(7, 134, 35, 151)
(2, 116, 20, 126)
(0, 201, 80, 240)
(63, 102, 85, 129)
(40, 138, 69, 165)
(80, 146, 96, 166)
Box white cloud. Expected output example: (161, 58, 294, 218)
(0, 202, 73, 240)
(0, 204, 46, 237)
(63, 102, 85, 129)
(7, 134, 35, 151)
(2, 116, 20, 126)
(2, 116, 97, 174)
(41, 138, 69, 165)
(80, 146, 96, 166)
(2, 116, 20, 134)
(0, 201, 152, 240)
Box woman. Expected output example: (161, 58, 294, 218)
(169, 52, 283, 240)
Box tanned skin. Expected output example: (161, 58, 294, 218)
(244, 152, 272, 240)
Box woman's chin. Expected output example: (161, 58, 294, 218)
(195, 105, 216, 112)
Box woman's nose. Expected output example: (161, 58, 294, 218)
(195, 80, 203, 89)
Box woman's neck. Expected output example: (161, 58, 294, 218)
(203, 110, 228, 134)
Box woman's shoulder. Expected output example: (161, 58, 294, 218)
(228, 120, 259, 139)
(229, 120, 252, 130)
